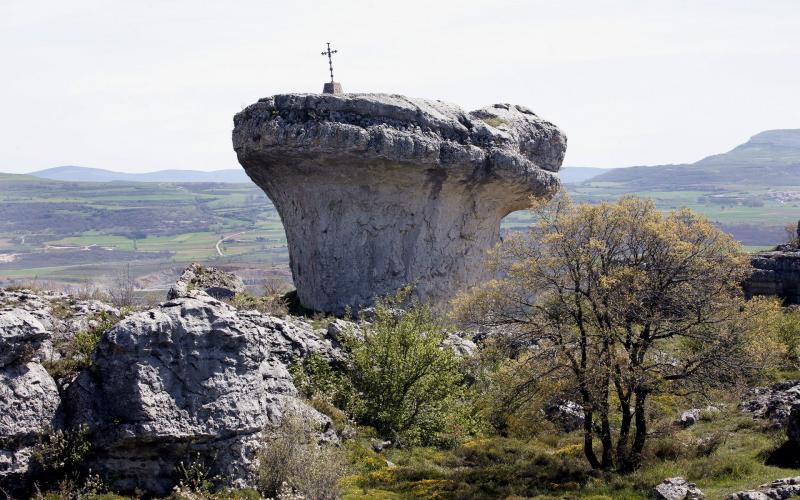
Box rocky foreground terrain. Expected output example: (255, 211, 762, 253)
(0, 266, 351, 496)
(1, 264, 799, 499)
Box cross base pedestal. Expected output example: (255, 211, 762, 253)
(323, 82, 343, 95)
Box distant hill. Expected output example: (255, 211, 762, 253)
(559, 166, 611, 184)
(30, 166, 251, 183)
(589, 129, 800, 190)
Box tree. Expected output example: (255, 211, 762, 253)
(453, 194, 754, 470)
(351, 288, 463, 446)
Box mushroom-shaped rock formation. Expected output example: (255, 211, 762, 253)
(233, 93, 566, 313)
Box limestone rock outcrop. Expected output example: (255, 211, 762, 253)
(654, 477, 705, 499)
(728, 477, 800, 499)
(740, 380, 800, 427)
(66, 291, 336, 495)
(233, 93, 566, 313)
(745, 250, 800, 305)
(167, 262, 246, 300)
(0, 309, 61, 495)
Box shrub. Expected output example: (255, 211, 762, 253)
(257, 413, 346, 500)
(31, 425, 93, 493)
(350, 288, 464, 447)
(174, 452, 220, 494)
(231, 291, 288, 317)
(42, 311, 122, 382)
(108, 264, 136, 308)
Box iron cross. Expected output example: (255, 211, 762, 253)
(321, 42, 338, 83)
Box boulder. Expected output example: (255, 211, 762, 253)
(655, 477, 705, 500)
(233, 93, 565, 314)
(544, 399, 585, 433)
(677, 406, 719, 427)
(0, 288, 118, 363)
(678, 409, 701, 428)
(0, 362, 61, 494)
(728, 477, 800, 499)
(65, 291, 335, 495)
(167, 263, 246, 301)
(442, 332, 477, 357)
(741, 380, 800, 427)
(0, 309, 48, 366)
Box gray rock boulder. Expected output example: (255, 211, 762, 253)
(544, 399, 585, 433)
(741, 380, 800, 427)
(442, 332, 477, 357)
(678, 409, 701, 428)
(655, 477, 705, 499)
(66, 291, 335, 495)
(0, 288, 118, 363)
(167, 263, 246, 300)
(233, 93, 566, 314)
(728, 477, 800, 499)
(0, 309, 48, 366)
(677, 406, 719, 428)
(0, 362, 61, 494)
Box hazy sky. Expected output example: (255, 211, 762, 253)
(1, 0, 798, 173)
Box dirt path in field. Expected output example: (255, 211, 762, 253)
(215, 230, 252, 257)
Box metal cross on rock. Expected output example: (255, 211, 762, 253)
(320, 42, 343, 94)
(321, 42, 338, 83)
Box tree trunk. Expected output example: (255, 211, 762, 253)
(616, 397, 632, 470)
(599, 406, 614, 469)
(631, 390, 648, 466)
(582, 409, 601, 469)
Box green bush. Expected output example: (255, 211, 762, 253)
(43, 311, 123, 382)
(350, 288, 464, 446)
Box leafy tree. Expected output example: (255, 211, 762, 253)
(453, 195, 755, 470)
(352, 288, 463, 446)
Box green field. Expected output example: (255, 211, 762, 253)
(0, 170, 796, 292)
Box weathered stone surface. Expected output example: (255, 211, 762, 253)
(741, 380, 800, 427)
(655, 476, 705, 499)
(0, 309, 48, 367)
(241, 312, 346, 365)
(678, 409, 701, 428)
(233, 93, 565, 313)
(0, 362, 61, 494)
(677, 406, 719, 428)
(66, 291, 335, 495)
(442, 332, 477, 357)
(744, 250, 800, 305)
(0, 288, 118, 363)
(728, 477, 800, 499)
(167, 262, 246, 300)
(544, 399, 585, 433)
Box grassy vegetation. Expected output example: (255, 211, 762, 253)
(338, 404, 798, 499)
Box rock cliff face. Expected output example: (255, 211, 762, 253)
(745, 250, 800, 305)
(233, 93, 566, 313)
